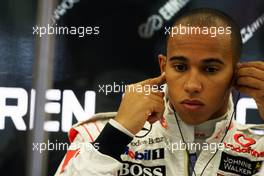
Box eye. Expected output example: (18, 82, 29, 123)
(174, 64, 187, 72)
(204, 66, 219, 73)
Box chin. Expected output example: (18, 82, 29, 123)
(178, 113, 209, 125)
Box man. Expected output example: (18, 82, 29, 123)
(55, 8, 264, 176)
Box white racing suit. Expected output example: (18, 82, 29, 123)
(55, 95, 264, 176)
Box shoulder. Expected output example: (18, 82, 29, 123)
(232, 120, 264, 137)
(223, 120, 264, 157)
(68, 112, 117, 143)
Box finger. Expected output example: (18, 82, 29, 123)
(149, 100, 165, 114)
(139, 84, 165, 96)
(126, 83, 165, 97)
(148, 113, 163, 124)
(146, 94, 164, 105)
(237, 61, 264, 71)
(147, 102, 165, 124)
(237, 76, 264, 90)
(141, 72, 166, 86)
(237, 67, 264, 81)
(150, 89, 164, 97)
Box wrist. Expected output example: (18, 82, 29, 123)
(114, 116, 138, 135)
(94, 122, 133, 161)
(110, 119, 134, 137)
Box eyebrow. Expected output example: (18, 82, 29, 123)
(169, 56, 187, 62)
(169, 56, 224, 65)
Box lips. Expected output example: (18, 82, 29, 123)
(181, 99, 204, 111)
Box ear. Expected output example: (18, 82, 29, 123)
(158, 54, 167, 74)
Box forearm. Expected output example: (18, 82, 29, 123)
(93, 121, 134, 161)
(55, 121, 133, 176)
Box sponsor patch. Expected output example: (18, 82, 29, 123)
(118, 161, 166, 176)
(234, 133, 256, 148)
(224, 142, 264, 157)
(123, 147, 164, 160)
(218, 152, 262, 176)
(130, 137, 166, 147)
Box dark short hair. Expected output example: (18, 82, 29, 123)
(166, 8, 242, 63)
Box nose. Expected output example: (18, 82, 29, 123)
(184, 72, 203, 94)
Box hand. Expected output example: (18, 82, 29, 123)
(114, 73, 166, 135)
(236, 61, 264, 120)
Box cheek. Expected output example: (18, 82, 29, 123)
(205, 74, 233, 104)
(165, 70, 182, 88)
(165, 67, 184, 83)
(209, 71, 233, 91)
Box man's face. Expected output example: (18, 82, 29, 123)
(159, 32, 234, 125)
